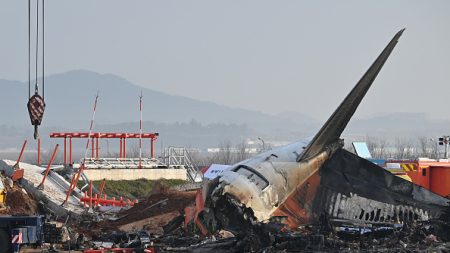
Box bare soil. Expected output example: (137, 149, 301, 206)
(0, 184, 39, 215)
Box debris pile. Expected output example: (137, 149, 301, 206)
(154, 202, 450, 252)
(95, 181, 196, 235)
(0, 183, 39, 216)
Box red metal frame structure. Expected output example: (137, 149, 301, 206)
(83, 248, 154, 253)
(80, 194, 138, 208)
(49, 132, 159, 164)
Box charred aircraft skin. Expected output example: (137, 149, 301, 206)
(198, 29, 450, 233)
(313, 149, 449, 224)
(207, 140, 340, 226)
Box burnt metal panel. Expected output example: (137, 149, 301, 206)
(312, 149, 449, 223)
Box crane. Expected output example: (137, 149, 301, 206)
(26, 0, 46, 139)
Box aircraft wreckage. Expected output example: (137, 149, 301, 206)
(184, 29, 450, 237)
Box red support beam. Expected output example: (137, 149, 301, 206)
(91, 137, 94, 159)
(69, 137, 73, 164)
(16, 140, 28, 165)
(151, 138, 155, 159)
(37, 138, 41, 166)
(64, 137, 67, 164)
(99, 179, 106, 197)
(123, 137, 127, 159)
(38, 144, 59, 189)
(50, 132, 159, 139)
(80, 196, 137, 207)
(119, 138, 123, 159)
(69, 173, 76, 193)
(96, 137, 99, 159)
(62, 163, 85, 205)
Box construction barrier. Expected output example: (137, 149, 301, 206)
(80, 194, 138, 208)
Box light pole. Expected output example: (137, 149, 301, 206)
(438, 136, 450, 159)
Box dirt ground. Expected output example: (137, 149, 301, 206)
(0, 184, 39, 215)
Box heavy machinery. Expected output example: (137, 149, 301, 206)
(0, 216, 45, 253)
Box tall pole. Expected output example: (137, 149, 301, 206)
(91, 137, 94, 159)
(139, 92, 143, 169)
(69, 137, 73, 164)
(96, 137, 99, 160)
(62, 93, 99, 205)
(15, 140, 28, 167)
(63, 137, 67, 164)
(151, 138, 154, 159)
(119, 138, 123, 159)
(446, 137, 449, 159)
(37, 144, 58, 189)
(123, 138, 127, 159)
(37, 138, 41, 165)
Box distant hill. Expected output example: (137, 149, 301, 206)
(0, 70, 317, 133)
(0, 120, 256, 155)
(344, 112, 450, 137)
(1, 70, 449, 154)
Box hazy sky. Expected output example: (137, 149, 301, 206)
(1, 1, 449, 121)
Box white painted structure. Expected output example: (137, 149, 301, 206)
(82, 168, 188, 181)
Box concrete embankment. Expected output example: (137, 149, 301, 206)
(82, 168, 188, 181)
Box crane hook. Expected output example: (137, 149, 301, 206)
(27, 93, 46, 139)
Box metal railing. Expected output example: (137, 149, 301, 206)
(82, 157, 165, 169)
(162, 147, 203, 182)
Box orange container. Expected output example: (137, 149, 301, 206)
(429, 166, 450, 197)
(386, 159, 450, 198)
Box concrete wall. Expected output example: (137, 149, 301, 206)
(83, 168, 188, 181)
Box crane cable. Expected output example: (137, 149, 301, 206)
(28, 0, 30, 99)
(27, 0, 46, 139)
(35, 0, 38, 94)
(42, 0, 45, 100)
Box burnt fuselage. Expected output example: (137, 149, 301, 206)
(209, 144, 449, 229)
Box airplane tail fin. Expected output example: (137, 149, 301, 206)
(297, 29, 405, 162)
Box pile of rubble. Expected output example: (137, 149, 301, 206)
(94, 182, 196, 235)
(0, 184, 40, 215)
(2, 160, 449, 252)
(149, 194, 450, 252)
(76, 183, 450, 252)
